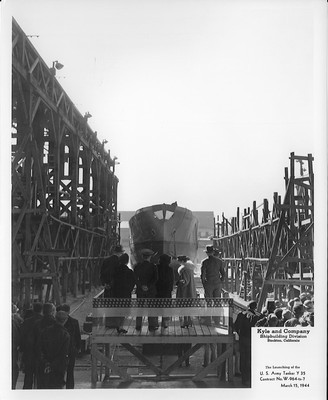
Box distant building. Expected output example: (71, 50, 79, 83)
(118, 211, 135, 260)
(119, 210, 215, 265)
(192, 211, 215, 264)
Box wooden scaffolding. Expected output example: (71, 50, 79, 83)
(213, 153, 314, 311)
(11, 19, 120, 307)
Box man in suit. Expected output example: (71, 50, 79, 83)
(134, 248, 159, 331)
(39, 311, 70, 389)
(100, 244, 125, 297)
(201, 245, 225, 299)
(20, 302, 43, 389)
(59, 304, 82, 389)
(34, 303, 56, 388)
(233, 300, 262, 386)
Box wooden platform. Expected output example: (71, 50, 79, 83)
(93, 316, 229, 344)
(91, 296, 235, 385)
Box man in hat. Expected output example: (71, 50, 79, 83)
(59, 304, 81, 389)
(38, 311, 70, 389)
(233, 300, 262, 387)
(100, 244, 125, 297)
(201, 245, 225, 301)
(133, 249, 159, 331)
(20, 302, 43, 389)
(34, 303, 56, 388)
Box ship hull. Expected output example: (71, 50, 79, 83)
(129, 203, 198, 263)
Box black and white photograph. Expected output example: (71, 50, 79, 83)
(0, 0, 327, 399)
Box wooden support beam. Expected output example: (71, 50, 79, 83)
(92, 347, 131, 381)
(264, 279, 313, 286)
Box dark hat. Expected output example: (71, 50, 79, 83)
(293, 303, 304, 315)
(140, 248, 155, 257)
(247, 300, 257, 309)
(113, 244, 124, 254)
(159, 254, 171, 263)
(177, 255, 189, 262)
(204, 245, 214, 253)
(274, 308, 283, 319)
(55, 310, 68, 324)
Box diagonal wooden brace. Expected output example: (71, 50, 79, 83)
(192, 345, 233, 381)
(93, 347, 131, 381)
(161, 343, 204, 376)
(121, 343, 163, 376)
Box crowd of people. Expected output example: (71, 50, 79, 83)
(233, 291, 315, 387)
(12, 301, 81, 390)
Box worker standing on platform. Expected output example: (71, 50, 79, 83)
(156, 254, 174, 328)
(176, 255, 197, 328)
(201, 245, 225, 299)
(100, 244, 125, 297)
(133, 249, 159, 331)
(200, 246, 225, 367)
(112, 253, 136, 333)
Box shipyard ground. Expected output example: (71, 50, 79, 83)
(15, 352, 245, 389)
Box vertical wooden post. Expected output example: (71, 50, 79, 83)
(62, 262, 68, 303)
(91, 343, 98, 388)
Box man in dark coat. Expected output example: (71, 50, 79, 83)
(201, 245, 225, 298)
(20, 302, 43, 389)
(59, 304, 81, 389)
(111, 253, 136, 333)
(133, 249, 158, 331)
(100, 244, 124, 297)
(233, 300, 261, 386)
(39, 311, 70, 389)
(34, 303, 56, 388)
(156, 254, 174, 328)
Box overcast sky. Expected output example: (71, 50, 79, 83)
(3, 0, 326, 218)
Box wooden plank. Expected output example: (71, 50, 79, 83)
(264, 279, 313, 286)
(193, 318, 204, 337)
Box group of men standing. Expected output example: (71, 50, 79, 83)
(13, 301, 81, 390)
(100, 243, 226, 332)
(100, 245, 170, 332)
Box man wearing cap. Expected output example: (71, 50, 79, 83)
(133, 248, 159, 331)
(233, 300, 261, 386)
(38, 311, 70, 389)
(100, 244, 125, 297)
(201, 245, 225, 300)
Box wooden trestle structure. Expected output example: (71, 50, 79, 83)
(11, 19, 119, 307)
(214, 153, 314, 311)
